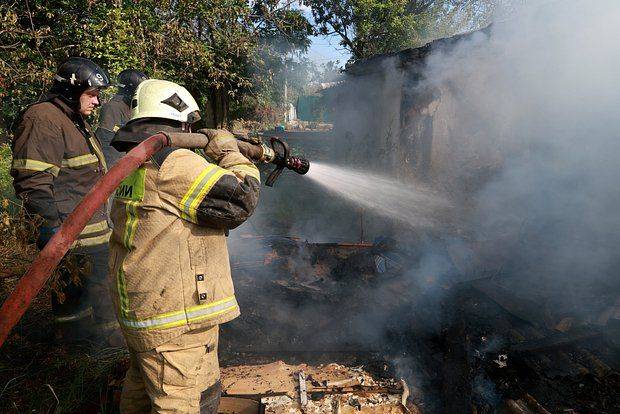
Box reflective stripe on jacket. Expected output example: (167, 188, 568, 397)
(109, 142, 260, 351)
(11, 98, 111, 248)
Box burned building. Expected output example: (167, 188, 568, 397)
(324, 28, 503, 194)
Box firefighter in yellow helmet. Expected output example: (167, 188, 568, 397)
(108, 79, 260, 413)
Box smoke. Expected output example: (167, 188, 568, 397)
(420, 0, 620, 304)
(225, 0, 620, 408)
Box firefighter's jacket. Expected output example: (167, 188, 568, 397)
(11, 97, 111, 249)
(95, 94, 130, 165)
(108, 127, 261, 351)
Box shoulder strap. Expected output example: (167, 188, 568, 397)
(151, 147, 180, 169)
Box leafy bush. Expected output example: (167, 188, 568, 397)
(0, 144, 14, 201)
(1, 1, 312, 131)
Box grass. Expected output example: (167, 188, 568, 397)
(0, 275, 128, 413)
(0, 144, 127, 413)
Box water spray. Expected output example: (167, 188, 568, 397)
(305, 162, 451, 228)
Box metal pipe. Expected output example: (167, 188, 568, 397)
(0, 133, 169, 348)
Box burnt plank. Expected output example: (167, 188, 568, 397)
(511, 326, 602, 353)
(470, 280, 548, 327)
(442, 291, 472, 413)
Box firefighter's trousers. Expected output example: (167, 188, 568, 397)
(120, 326, 221, 414)
(52, 245, 118, 340)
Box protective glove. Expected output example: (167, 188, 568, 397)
(160, 129, 257, 172)
(37, 226, 59, 249)
(231, 131, 277, 163)
(236, 140, 271, 162)
(231, 130, 258, 144)
(197, 129, 240, 162)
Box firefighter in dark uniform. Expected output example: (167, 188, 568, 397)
(11, 57, 117, 342)
(96, 69, 148, 165)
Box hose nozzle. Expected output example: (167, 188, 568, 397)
(265, 137, 310, 186)
(286, 155, 310, 175)
(234, 133, 310, 186)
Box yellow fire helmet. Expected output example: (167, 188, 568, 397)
(129, 79, 201, 124)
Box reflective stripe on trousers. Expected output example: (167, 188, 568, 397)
(119, 296, 238, 331)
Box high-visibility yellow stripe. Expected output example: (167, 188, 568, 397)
(187, 169, 229, 222)
(88, 136, 108, 173)
(119, 296, 238, 330)
(61, 153, 99, 168)
(186, 304, 237, 324)
(71, 230, 111, 248)
(12, 159, 60, 176)
(114, 191, 143, 322)
(117, 198, 141, 316)
(117, 268, 130, 318)
(80, 220, 109, 236)
(123, 200, 139, 251)
(180, 165, 216, 214)
(179, 165, 226, 222)
(229, 164, 260, 182)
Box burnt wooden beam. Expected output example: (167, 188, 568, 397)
(441, 291, 473, 413)
(469, 280, 548, 327)
(523, 394, 552, 414)
(511, 326, 602, 353)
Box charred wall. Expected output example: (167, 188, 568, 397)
(327, 28, 500, 202)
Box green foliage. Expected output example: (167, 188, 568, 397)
(229, 1, 315, 126)
(0, 0, 312, 131)
(0, 144, 14, 200)
(252, 0, 313, 53)
(351, 0, 428, 57)
(0, 2, 54, 134)
(305, 0, 497, 61)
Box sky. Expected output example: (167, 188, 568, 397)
(294, 2, 352, 67)
(307, 34, 351, 66)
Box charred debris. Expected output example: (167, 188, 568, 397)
(223, 233, 619, 414)
(219, 27, 619, 414)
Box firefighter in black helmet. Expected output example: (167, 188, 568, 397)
(96, 69, 148, 165)
(47, 57, 111, 108)
(11, 57, 118, 343)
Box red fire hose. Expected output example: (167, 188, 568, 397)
(0, 132, 209, 348)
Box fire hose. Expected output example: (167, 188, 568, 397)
(0, 132, 310, 348)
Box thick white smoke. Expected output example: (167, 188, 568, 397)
(421, 0, 620, 300)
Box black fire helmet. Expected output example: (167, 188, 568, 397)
(117, 69, 148, 96)
(48, 57, 111, 106)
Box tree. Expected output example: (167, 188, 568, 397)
(304, 0, 497, 61)
(0, 0, 312, 132)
